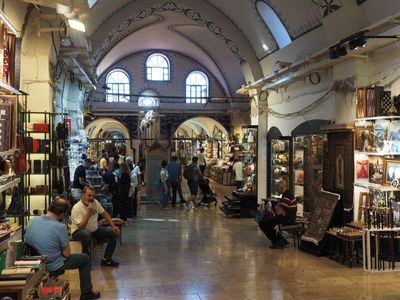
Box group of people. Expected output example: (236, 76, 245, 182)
(159, 155, 204, 210)
(72, 153, 142, 222)
(25, 186, 122, 299)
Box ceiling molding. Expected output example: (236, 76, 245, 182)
(91, 1, 246, 66)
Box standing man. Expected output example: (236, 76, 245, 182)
(71, 186, 120, 267)
(232, 157, 244, 190)
(25, 198, 101, 300)
(167, 156, 185, 207)
(99, 152, 108, 173)
(72, 158, 92, 203)
(125, 156, 141, 217)
(258, 180, 297, 249)
(198, 148, 207, 175)
(184, 156, 203, 210)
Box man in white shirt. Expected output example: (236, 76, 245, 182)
(232, 156, 244, 190)
(125, 156, 141, 216)
(198, 148, 207, 175)
(71, 186, 120, 267)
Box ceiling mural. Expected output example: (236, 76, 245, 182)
(91, 1, 246, 66)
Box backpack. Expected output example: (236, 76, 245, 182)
(183, 164, 194, 180)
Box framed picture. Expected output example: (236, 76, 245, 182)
(356, 88, 366, 118)
(355, 159, 369, 180)
(354, 125, 373, 151)
(369, 156, 384, 185)
(384, 159, 400, 185)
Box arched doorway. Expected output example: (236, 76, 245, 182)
(173, 117, 229, 164)
(85, 118, 132, 160)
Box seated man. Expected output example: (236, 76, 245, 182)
(25, 198, 101, 300)
(258, 180, 297, 249)
(71, 186, 120, 267)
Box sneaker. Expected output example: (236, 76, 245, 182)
(80, 291, 101, 300)
(101, 258, 120, 267)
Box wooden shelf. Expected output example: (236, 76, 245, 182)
(0, 149, 17, 157)
(356, 116, 400, 121)
(0, 81, 21, 95)
(355, 151, 400, 156)
(0, 178, 20, 193)
(354, 182, 398, 192)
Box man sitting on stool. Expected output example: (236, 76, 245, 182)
(71, 186, 120, 266)
(258, 180, 297, 249)
(25, 198, 101, 300)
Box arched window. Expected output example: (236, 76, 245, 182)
(256, 1, 292, 49)
(186, 71, 209, 104)
(106, 69, 130, 102)
(146, 53, 170, 81)
(138, 89, 159, 107)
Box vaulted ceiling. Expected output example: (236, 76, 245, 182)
(84, 0, 324, 94)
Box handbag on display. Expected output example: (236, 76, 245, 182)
(33, 160, 42, 174)
(25, 137, 33, 153)
(42, 160, 50, 174)
(32, 139, 40, 153)
(33, 123, 49, 133)
(7, 187, 24, 215)
(39, 140, 50, 153)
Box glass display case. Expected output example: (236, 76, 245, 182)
(242, 126, 257, 195)
(270, 137, 292, 198)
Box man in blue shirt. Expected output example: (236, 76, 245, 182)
(25, 198, 101, 300)
(167, 156, 185, 207)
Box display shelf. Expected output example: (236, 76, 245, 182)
(356, 116, 400, 122)
(0, 178, 20, 193)
(355, 151, 400, 156)
(0, 149, 17, 157)
(354, 182, 399, 192)
(0, 81, 21, 95)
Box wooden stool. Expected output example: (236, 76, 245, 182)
(279, 223, 304, 248)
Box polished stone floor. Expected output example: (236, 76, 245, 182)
(64, 182, 400, 300)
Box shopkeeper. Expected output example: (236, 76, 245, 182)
(258, 180, 297, 249)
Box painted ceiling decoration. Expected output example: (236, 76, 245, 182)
(91, 1, 246, 66)
(310, 0, 342, 17)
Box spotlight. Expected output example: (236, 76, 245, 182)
(329, 44, 347, 59)
(349, 33, 366, 50)
(335, 44, 348, 57)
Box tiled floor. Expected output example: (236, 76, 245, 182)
(64, 181, 400, 299)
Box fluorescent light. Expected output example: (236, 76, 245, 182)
(0, 10, 16, 34)
(68, 19, 85, 32)
(262, 43, 269, 51)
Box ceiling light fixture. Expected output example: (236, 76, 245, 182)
(349, 33, 366, 50)
(67, 19, 85, 32)
(329, 30, 399, 59)
(0, 10, 17, 34)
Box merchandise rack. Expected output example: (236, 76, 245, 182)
(19, 111, 69, 220)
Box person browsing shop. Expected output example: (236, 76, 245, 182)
(71, 186, 120, 267)
(198, 148, 207, 175)
(232, 156, 244, 190)
(72, 158, 93, 202)
(25, 198, 101, 300)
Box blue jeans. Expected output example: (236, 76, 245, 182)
(161, 188, 169, 208)
(72, 226, 118, 260)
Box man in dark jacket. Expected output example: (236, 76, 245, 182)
(258, 180, 297, 249)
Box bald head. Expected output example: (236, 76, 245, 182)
(48, 198, 69, 217)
